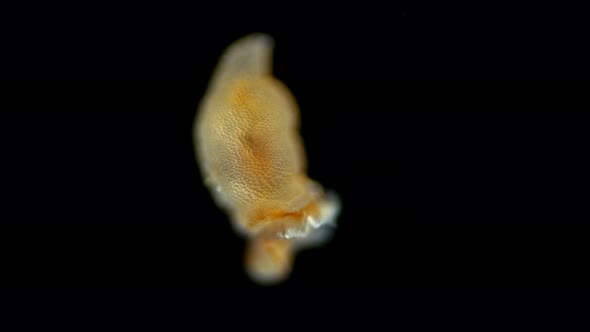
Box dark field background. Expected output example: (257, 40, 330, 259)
(1, 4, 588, 290)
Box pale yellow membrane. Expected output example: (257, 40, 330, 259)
(194, 33, 340, 285)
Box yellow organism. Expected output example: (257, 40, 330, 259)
(194, 33, 340, 285)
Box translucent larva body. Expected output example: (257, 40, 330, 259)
(194, 34, 340, 285)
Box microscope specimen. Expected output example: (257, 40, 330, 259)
(193, 34, 340, 285)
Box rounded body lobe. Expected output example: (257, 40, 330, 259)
(198, 77, 307, 216)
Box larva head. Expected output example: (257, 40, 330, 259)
(243, 191, 340, 285)
(245, 238, 293, 285)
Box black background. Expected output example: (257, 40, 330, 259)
(1, 4, 589, 290)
